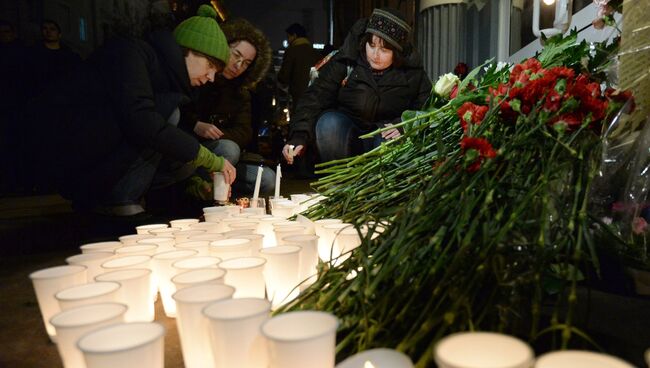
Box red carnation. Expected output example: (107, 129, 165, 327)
(457, 102, 489, 132)
(460, 137, 497, 172)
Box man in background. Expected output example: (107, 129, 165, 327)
(277, 23, 322, 110)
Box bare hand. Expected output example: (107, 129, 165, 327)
(219, 159, 236, 184)
(282, 144, 304, 165)
(194, 121, 224, 140)
(381, 124, 401, 140)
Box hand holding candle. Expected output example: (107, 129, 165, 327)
(282, 144, 304, 165)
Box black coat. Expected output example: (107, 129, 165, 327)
(287, 19, 432, 146)
(20, 30, 199, 204)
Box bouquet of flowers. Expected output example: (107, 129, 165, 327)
(289, 32, 635, 367)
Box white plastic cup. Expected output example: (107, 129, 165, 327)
(50, 302, 127, 368)
(219, 257, 267, 298)
(320, 223, 353, 263)
(66, 252, 114, 282)
(210, 238, 252, 260)
(101, 255, 151, 271)
(119, 234, 157, 245)
(189, 222, 221, 233)
(55, 281, 121, 311)
(169, 218, 200, 230)
(29, 265, 87, 341)
(137, 237, 175, 253)
(213, 172, 230, 203)
(80, 241, 122, 254)
(188, 233, 225, 241)
(172, 284, 235, 368)
(256, 217, 285, 247)
(149, 227, 180, 237)
(260, 245, 301, 309)
(335, 348, 414, 368)
(274, 226, 308, 246)
(331, 226, 362, 266)
(172, 256, 222, 272)
(222, 229, 256, 237)
(135, 224, 168, 235)
(535, 350, 634, 368)
(434, 332, 534, 368)
(172, 268, 227, 290)
(173, 229, 206, 242)
(271, 202, 299, 218)
(261, 311, 339, 368)
(95, 268, 154, 322)
(313, 219, 343, 261)
(151, 249, 198, 318)
(114, 244, 158, 256)
(77, 322, 165, 368)
(204, 211, 229, 223)
(215, 217, 242, 233)
(282, 234, 320, 289)
(227, 221, 259, 231)
(203, 298, 271, 368)
(174, 240, 211, 256)
(226, 233, 264, 257)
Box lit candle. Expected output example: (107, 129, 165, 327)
(252, 165, 263, 202)
(335, 348, 413, 368)
(288, 145, 295, 158)
(274, 163, 282, 199)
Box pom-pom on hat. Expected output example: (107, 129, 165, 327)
(173, 4, 229, 64)
(365, 8, 411, 52)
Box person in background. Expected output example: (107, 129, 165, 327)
(181, 18, 276, 197)
(281, 8, 431, 165)
(16, 5, 235, 216)
(277, 22, 322, 109)
(27, 19, 81, 93)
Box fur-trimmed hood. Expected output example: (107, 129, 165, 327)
(220, 18, 271, 89)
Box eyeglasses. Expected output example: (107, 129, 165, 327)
(230, 47, 253, 68)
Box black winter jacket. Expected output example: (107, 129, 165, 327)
(21, 30, 199, 204)
(287, 18, 432, 147)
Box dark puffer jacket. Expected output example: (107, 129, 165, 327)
(287, 18, 432, 147)
(20, 30, 199, 205)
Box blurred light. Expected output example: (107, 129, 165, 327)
(543, 0, 555, 5)
(313, 43, 325, 49)
(282, 40, 289, 48)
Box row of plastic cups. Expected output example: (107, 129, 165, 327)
(172, 281, 339, 368)
(433, 331, 635, 368)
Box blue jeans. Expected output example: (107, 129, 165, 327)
(205, 139, 275, 196)
(315, 111, 383, 162)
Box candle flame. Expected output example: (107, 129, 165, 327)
(364, 361, 376, 368)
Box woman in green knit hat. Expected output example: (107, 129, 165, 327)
(16, 5, 235, 216)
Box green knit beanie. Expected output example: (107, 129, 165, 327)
(173, 4, 229, 64)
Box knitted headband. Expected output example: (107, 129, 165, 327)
(365, 8, 411, 51)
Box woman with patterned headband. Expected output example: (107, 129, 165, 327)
(282, 7, 432, 164)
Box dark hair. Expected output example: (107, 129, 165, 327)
(285, 23, 307, 38)
(41, 19, 61, 33)
(181, 47, 226, 72)
(359, 32, 406, 69)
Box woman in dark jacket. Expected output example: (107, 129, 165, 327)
(182, 18, 276, 196)
(282, 8, 432, 164)
(18, 5, 236, 215)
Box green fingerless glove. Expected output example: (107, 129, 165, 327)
(191, 145, 225, 172)
(185, 175, 212, 201)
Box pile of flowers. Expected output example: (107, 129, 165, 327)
(290, 33, 636, 367)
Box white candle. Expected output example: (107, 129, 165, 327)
(253, 166, 263, 201)
(274, 164, 282, 199)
